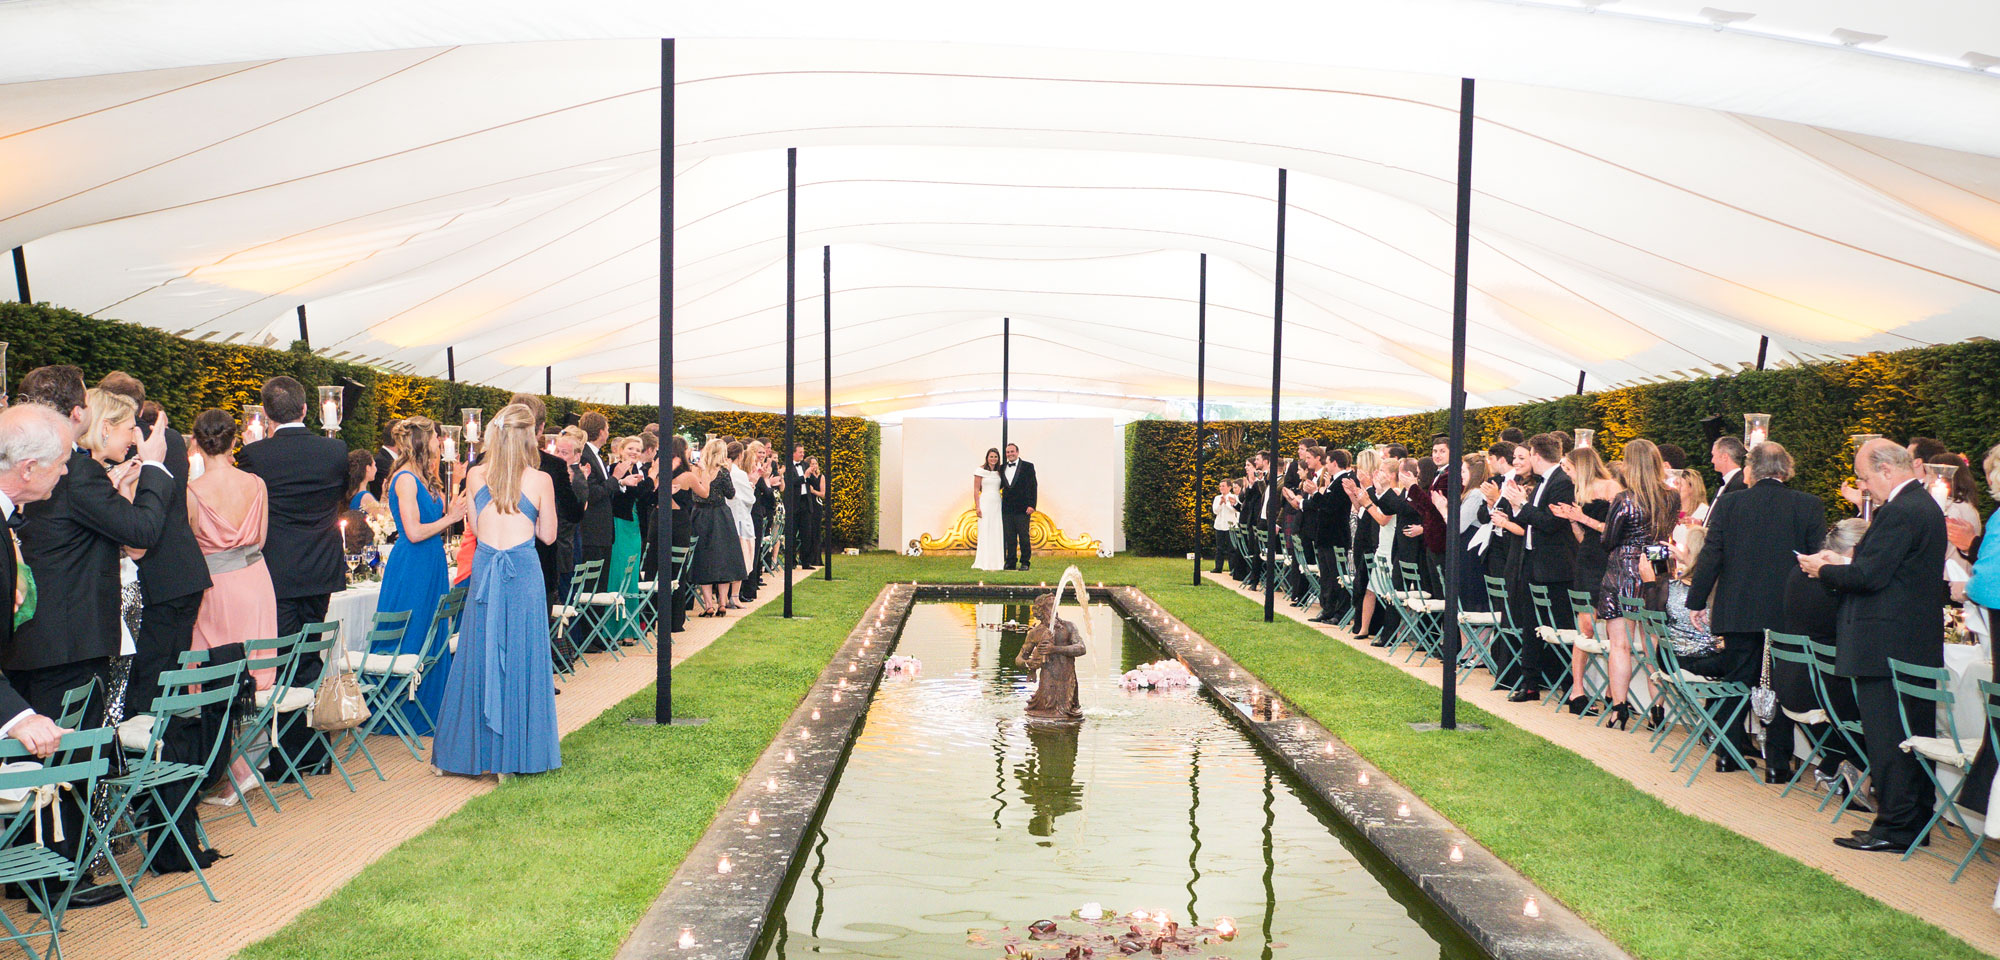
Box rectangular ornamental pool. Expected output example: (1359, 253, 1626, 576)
(754, 601, 1483, 960)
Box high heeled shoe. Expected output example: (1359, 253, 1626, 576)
(1566, 695, 1589, 716)
(1607, 701, 1632, 730)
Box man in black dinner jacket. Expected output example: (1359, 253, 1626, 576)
(98, 372, 212, 717)
(1709, 436, 1748, 506)
(509, 394, 584, 605)
(1000, 442, 1038, 571)
(11, 366, 172, 908)
(236, 376, 350, 639)
(1685, 441, 1825, 775)
(576, 411, 615, 585)
(1501, 433, 1576, 701)
(1802, 439, 1948, 853)
(1309, 448, 1355, 623)
(0, 404, 74, 760)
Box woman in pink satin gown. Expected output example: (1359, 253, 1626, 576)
(187, 410, 280, 689)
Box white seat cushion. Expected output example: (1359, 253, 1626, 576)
(1458, 611, 1503, 625)
(636, 580, 656, 591)
(551, 604, 579, 619)
(1901, 735, 1980, 768)
(1781, 707, 1828, 725)
(255, 686, 317, 714)
(116, 715, 156, 752)
(447, 633, 459, 654)
(341, 650, 421, 675)
(578, 592, 623, 605)
(1402, 598, 1447, 613)
(1573, 635, 1608, 655)
(0, 761, 48, 812)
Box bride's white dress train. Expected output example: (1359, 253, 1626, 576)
(972, 468, 1006, 571)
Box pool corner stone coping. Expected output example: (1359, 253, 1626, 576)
(615, 582, 1633, 960)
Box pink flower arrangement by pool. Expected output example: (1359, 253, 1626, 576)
(884, 655, 923, 677)
(1119, 660, 1198, 691)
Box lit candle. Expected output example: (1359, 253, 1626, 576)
(832, 692, 843, 703)
(1523, 897, 1540, 919)
(783, 749, 795, 763)
(1449, 843, 1464, 863)
(442, 436, 458, 464)
(678, 927, 696, 950)
(1215, 917, 1237, 940)
(747, 809, 761, 825)
(810, 708, 821, 721)
(1358, 772, 1370, 785)
(1396, 802, 1411, 818)
(322, 398, 339, 431)
(764, 777, 777, 791)
(1079, 902, 1103, 921)
(717, 855, 732, 874)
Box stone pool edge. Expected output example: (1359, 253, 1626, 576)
(1103, 585, 1633, 960)
(615, 582, 1633, 960)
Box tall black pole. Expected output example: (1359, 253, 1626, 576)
(296, 305, 310, 348)
(546, 366, 553, 396)
(1755, 335, 1770, 371)
(625, 382, 631, 405)
(446, 346, 456, 382)
(822, 244, 834, 580)
(9, 247, 27, 303)
(1442, 77, 1477, 731)
(783, 147, 798, 619)
(1000, 317, 1010, 459)
(653, 36, 683, 724)
(1192, 253, 1207, 587)
(1265, 170, 1285, 623)
(1575, 371, 1586, 396)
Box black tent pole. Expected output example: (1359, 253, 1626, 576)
(1265, 170, 1285, 624)
(10, 247, 27, 303)
(783, 147, 798, 619)
(823, 244, 834, 580)
(1193, 253, 1207, 587)
(1001, 317, 1010, 460)
(1441, 77, 1477, 731)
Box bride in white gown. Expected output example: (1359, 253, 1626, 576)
(972, 447, 1006, 571)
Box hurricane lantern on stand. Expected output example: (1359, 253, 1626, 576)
(318, 385, 344, 437)
(1743, 413, 1771, 448)
(1849, 434, 1884, 519)
(243, 404, 269, 444)
(1573, 427, 1594, 450)
(461, 408, 483, 448)
(441, 425, 462, 491)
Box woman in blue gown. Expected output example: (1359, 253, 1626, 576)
(376, 417, 464, 736)
(433, 403, 561, 777)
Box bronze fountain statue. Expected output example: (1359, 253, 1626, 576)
(1015, 592, 1086, 722)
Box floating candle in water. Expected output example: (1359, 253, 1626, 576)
(1215, 917, 1237, 940)
(1127, 909, 1147, 921)
(678, 927, 696, 949)
(1523, 897, 1540, 919)
(747, 809, 761, 825)
(717, 855, 732, 874)
(1449, 843, 1463, 863)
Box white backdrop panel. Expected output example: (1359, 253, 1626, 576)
(893, 419, 1123, 556)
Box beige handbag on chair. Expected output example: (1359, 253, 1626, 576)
(309, 649, 371, 731)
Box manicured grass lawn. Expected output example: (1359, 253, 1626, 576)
(240, 555, 1988, 960)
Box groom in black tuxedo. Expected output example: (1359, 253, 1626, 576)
(1000, 443, 1038, 571)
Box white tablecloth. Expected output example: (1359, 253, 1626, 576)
(1945, 643, 1990, 744)
(326, 582, 382, 658)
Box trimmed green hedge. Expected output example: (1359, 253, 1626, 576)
(0, 302, 878, 547)
(1125, 340, 2000, 555)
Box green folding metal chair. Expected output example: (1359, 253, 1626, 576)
(550, 558, 603, 676)
(101, 659, 246, 926)
(0, 727, 117, 960)
(1886, 658, 1989, 877)
(277, 622, 381, 793)
(343, 609, 430, 761)
(1805, 639, 1872, 823)
(203, 631, 305, 826)
(1763, 632, 1835, 799)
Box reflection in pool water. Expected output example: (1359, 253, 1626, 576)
(757, 602, 1482, 960)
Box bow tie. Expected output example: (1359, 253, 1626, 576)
(4, 511, 24, 531)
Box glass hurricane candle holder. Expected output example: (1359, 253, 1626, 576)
(243, 404, 269, 443)
(1572, 428, 1594, 449)
(461, 408, 483, 446)
(318, 385, 344, 436)
(544, 432, 558, 453)
(441, 424, 462, 466)
(1743, 413, 1771, 448)
(1849, 433, 1882, 448)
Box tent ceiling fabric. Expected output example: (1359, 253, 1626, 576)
(2, 2, 1997, 414)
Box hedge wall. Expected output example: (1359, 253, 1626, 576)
(1124, 339, 2000, 556)
(0, 302, 879, 547)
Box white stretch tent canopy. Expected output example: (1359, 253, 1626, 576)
(2, 0, 1998, 414)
